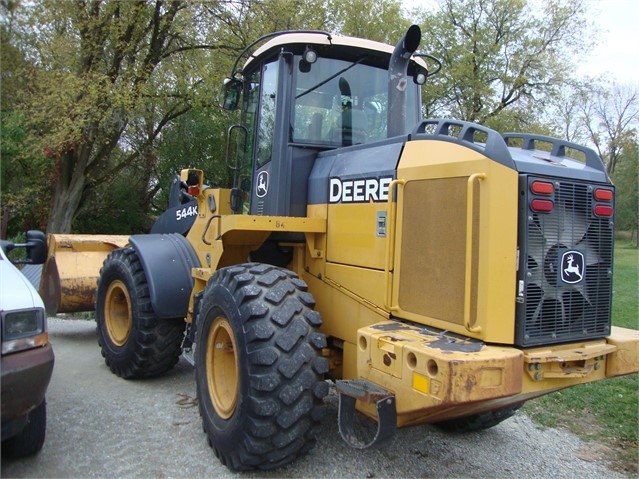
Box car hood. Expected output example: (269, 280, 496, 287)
(0, 255, 45, 312)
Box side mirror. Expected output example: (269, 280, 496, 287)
(219, 78, 242, 110)
(1, 230, 48, 265)
(24, 230, 48, 265)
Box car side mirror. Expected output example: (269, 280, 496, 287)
(24, 230, 48, 265)
(0, 230, 48, 265)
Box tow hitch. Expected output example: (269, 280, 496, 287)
(336, 379, 396, 449)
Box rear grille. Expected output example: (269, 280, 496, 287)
(515, 177, 614, 346)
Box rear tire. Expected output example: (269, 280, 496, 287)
(96, 247, 185, 379)
(196, 263, 329, 471)
(434, 403, 523, 433)
(2, 399, 47, 458)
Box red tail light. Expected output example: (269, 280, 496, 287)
(531, 181, 554, 195)
(531, 199, 554, 213)
(594, 204, 613, 217)
(594, 188, 613, 201)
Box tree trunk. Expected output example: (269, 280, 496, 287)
(46, 150, 89, 234)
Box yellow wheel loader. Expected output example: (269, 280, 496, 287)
(38, 25, 638, 471)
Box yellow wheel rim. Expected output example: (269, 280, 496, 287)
(104, 280, 132, 347)
(206, 316, 239, 419)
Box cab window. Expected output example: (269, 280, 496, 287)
(291, 56, 413, 146)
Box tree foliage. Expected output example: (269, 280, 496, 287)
(611, 134, 638, 244)
(326, 0, 410, 43)
(546, 81, 638, 241)
(151, 107, 235, 216)
(0, 110, 51, 232)
(2, 0, 229, 233)
(419, 0, 592, 125)
(1, 0, 634, 241)
(580, 84, 639, 175)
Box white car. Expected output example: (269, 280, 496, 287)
(1, 231, 54, 458)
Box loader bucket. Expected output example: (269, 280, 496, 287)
(40, 234, 130, 315)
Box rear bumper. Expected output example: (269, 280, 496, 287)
(355, 322, 639, 426)
(1, 344, 55, 438)
(520, 326, 639, 385)
(604, 326, 639, 377)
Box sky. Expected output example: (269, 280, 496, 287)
(577, 0, 639, 84)
(402, 0, 639, 85)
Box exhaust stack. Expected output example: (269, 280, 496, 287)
(387, 25, 421, 137)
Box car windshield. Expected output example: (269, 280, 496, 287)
(291, 56, 417, 147)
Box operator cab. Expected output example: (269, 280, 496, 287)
(221, 30, 434, 217)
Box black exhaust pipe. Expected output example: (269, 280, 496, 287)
(387, 25, 421, 138)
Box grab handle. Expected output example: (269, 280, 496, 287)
(464, 173, 486, 333)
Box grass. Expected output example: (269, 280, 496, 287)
(523, 240, 639, 475)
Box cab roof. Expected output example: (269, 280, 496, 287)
(240, 31, 429, 74)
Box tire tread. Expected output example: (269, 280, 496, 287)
(96, 247, 185, 379)
(197, 263, 328, 471)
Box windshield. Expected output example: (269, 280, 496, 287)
(291, 56, 418, 146)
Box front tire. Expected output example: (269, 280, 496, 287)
(96, 247, 185, 379)
(196, 263, 329, 471)
(2, 399, 47, 458)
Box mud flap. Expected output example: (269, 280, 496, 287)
(336, 379, 396, 449)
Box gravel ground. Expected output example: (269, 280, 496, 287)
(1, 318, 629, 478)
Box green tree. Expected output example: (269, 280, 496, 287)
(580, 84, 639, 175)
(3, 0, 606, 237)
(3, 0, 376, 235)
(1, 0, 51, 233)
(418, 0, 593, 126)
(540, 80, 638, 244)
(205, 0, 410, 58)
(542, 79, 595, 144)
(611, 135, 638, 246)
(4, 0, 227, 233)
(0, 110, 51, 233)
(326, 0, 410, 43)
(72, 157, 154, 234)
(205, 0, 331, 51)
(151, 107, 234, 216)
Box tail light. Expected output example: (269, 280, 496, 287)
(529, 180, 555, 213)
(593, 188, 614, 217)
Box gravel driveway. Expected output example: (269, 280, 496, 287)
(1, 318, 627, 478)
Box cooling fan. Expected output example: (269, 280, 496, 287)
(521, 182, 612, 344)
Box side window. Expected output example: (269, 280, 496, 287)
(256, 61, 278, 168)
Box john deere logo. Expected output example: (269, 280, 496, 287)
(561, 251, 585, 284)
(256, 171, 268, 198)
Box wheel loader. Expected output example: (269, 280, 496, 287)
(36, 25, 638, 471)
